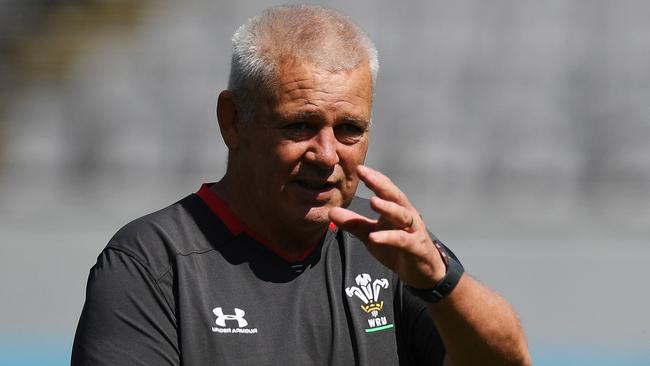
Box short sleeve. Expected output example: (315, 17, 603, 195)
(394, 239, 462, 366)
(71, 248, 179, 365)
(395, 284, 446, 366)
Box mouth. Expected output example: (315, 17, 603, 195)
(294, 179, 338, 192)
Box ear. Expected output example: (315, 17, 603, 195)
(216, 90, 240, 151)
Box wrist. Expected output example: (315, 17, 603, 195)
(430, 240, 448, 283)
(406, 240, 465, 303)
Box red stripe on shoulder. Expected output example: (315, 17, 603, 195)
(196, 183, 246, 235)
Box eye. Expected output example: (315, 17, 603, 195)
(281, 121, 316, 140)
(334, 123, 366, 143)
(337, 124, 364, 134)
(284, 122, 309, 131)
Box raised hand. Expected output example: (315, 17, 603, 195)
(329, 165, 447, 288)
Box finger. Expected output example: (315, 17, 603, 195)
(369, 196, 416, 231)
(329, 207, 376, 241)
(367, 229, 411, 250)
(357, 165, 412, 208)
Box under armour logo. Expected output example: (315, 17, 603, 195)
(212, 307, 248, 328)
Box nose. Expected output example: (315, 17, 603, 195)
(306, 127, 340, 168)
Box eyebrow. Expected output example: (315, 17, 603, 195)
(287, 111, 320, 120)
(340, 114, 370, 126)
(283, 111, 370, 127)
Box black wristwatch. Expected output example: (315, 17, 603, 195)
(405, 240, 464, 303)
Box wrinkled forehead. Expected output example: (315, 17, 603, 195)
(256, 60, 374, 120)
(265, 58, 374, 103)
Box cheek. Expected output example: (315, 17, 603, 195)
(272, 142, 310, 173)
(340, 142, 368, 168)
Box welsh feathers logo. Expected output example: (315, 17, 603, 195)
(345, 273, 394, 333)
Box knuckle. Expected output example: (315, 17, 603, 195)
(385, 175, 395, 186)
(401, 209, 409, 220)
(398, 231, 409, 243)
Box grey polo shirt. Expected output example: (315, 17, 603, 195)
(72, 184, 450, 365)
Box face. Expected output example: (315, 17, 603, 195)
(235, 60, 373, 227)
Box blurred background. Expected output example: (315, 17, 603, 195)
(1, 0, 649, 365)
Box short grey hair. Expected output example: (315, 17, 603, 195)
(228, 4, 379, 123)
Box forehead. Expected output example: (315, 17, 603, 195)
(262, 60, 373, 120)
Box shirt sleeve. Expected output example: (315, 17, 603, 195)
(71, 248, 179, 366)
(395, 239, 462, 366)
(395, 285, 446, 366)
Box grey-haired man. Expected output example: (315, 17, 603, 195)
(72, 5, 530, 365)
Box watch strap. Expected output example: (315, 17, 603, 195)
(405, 240, 464, 303)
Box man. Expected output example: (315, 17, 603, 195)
(72, 5, 530, 366)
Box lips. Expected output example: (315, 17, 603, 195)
(294, 179, 337, 191)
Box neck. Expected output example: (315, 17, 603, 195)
(212, 172, 329, 260)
